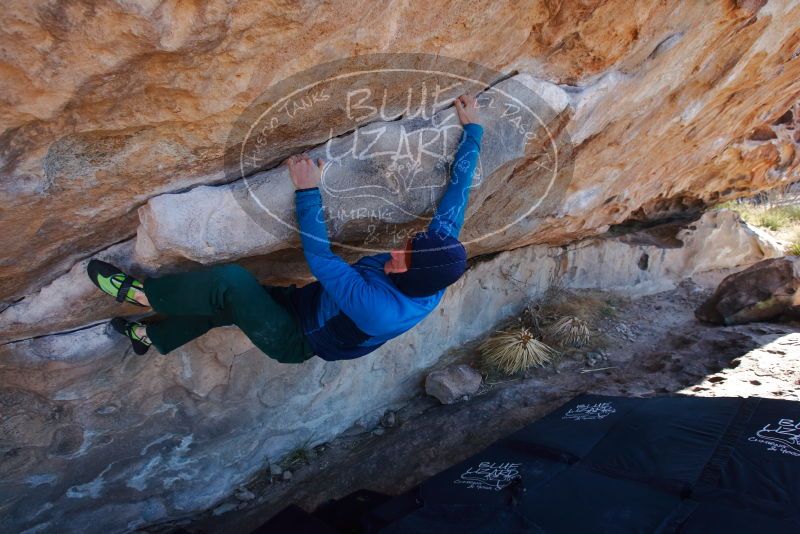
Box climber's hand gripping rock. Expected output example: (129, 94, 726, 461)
(286, 154, 324, 190)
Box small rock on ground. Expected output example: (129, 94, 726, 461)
(235, 489, 256, 502)
(381, 410, 397, 428)
(425, 364, 483, 404)
(212, 503, 238, 516)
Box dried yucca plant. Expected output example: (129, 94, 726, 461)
(545, 316, 590, 348)
(480, 327, 558, 375)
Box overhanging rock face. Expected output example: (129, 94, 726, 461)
(133, 73, 571, 269)
(0, 211, 781, 533)
(1, 1, 799, 303)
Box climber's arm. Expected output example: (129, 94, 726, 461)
(427, 121, 484, 240)
(292, 178, 385, 331)
(287, 155, 379, 320)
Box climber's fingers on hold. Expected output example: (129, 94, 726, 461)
(283, 154, 331, 172)
(455, 93, 478, 113)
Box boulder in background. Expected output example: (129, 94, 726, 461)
(696, 256, 800, 325)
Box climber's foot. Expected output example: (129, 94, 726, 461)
(87, 259, 149, 307)
(110, 317, 152, 355)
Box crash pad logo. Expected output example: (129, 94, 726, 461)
(453, 461, 522, 491)
(562, 402, 616, 421)
(226, 53, 574, 253)
(748, 418, 800, 457)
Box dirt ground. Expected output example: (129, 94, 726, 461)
(148, 280, 800, 533)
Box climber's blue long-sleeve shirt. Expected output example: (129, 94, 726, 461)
(288, 123, 484, 361)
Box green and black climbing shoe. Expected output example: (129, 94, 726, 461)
(110, 317, 152, 355)
(87, 259, 146, 307)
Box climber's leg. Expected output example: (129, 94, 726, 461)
(145, 314, 232, 355)
(142, 265, 244, 316)
(142, 264, 313, 363)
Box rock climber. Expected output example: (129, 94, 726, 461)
(87, 92, 483, 361)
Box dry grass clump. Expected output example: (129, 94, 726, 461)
(784, 227, 800, 256)
(545, 315, 591, 348)
(480, 283, 617, 376)
(717, 198, 800, 253)
(749, 205, 800, 231)
(526, 286, 616, 328)
(480, 327, 558, 375)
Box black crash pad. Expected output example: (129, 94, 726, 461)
(365, 394, 800, 533)
(255, 394, 800, 533)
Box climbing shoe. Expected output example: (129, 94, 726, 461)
(87, 259, 146, 307)
(110, 317, 152, 355)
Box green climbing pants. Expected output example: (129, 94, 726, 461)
(141, 264, 315, 364)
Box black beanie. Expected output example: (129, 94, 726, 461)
(388, 232, 467, 297)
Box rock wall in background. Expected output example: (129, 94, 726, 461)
(0, 211, 781, 533)
(1, 0, 800, 532)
